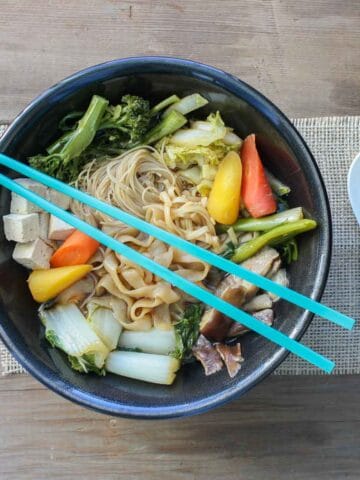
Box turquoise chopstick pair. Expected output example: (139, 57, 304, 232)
(0, 153, 355, 372)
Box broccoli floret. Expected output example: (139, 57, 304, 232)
(99, 95, 152, 148)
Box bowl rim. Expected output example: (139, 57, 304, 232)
(0, 56, 332, 418)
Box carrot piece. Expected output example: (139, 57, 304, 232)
(50, 230, 100, 267)
(240, 134, 277, 218)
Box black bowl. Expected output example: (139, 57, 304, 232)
(0, 57, 331, 418)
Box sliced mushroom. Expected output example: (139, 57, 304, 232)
(200, 278, 246, 341)
(192, 335, 223, 375)
(243, 293, 273, 313)
(227, 308, 274, 337)
(215, 343, 244, 378)
(240, 247, 280, 300)
(268, 269, 289, 301)
(253, 308, 274, 325)
(266, 258, 282, 279)
(55, 276, 95, 305)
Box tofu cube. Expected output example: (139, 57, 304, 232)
(3, 213, 40, 243)
(47, 189, 71, 210)
(12, 238, 54, 270)
(10, 178, 47, 214)
(38, 212, 50, 240)
(48, 215, 75, 240)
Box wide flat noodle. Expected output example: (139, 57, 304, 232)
(72, 147, 216, 330)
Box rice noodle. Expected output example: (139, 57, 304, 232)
(72, 147, 219, 330)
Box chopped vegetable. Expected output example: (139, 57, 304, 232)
(178, 164, 219, 196)
(231, 219, 317, 263)
(50, 230, 100, 267)
(87, 306, 122, 351)
(160, 112, 241, 171)
(163, 93, 208, 117)
(278, 238, 299, 264)
(207, 151, 242, 224)
(118, 328, 176, 355)
(265, 168, 291, 197)
(142, 110, 187, 145)
(217, 207, 304, 233)
(150, 94, 180, 115)
(241, 134, 277, 218)
(29, 95, 109, 182)
(170, 112, 227, 147)
(28, 264, 92, 303)
(40, 304, 109, 374)
(172, 304, 203, 361)
(106, 351, 180, 385)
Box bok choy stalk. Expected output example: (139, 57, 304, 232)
(106, 351, 180, 385)
(217, 207, 304, 233)
(118, 328, 176, 355)
(231, 219, 317, 263)
(40, 303, 109, 374)
(163, 93, 208, 117)
(87, 305, 122, 351)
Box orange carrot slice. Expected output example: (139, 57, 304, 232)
(241, 134, 277, 218)
(50, 230, 100, 267)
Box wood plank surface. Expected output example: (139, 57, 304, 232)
(0, 0, 359, 121)
(0, 1, 360, 479)
(0, 374, 359, 480)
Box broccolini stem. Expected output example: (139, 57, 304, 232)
(231, 219, 317, 263)
(46, 131, 73, 155)
(142, 110, 187, 145)
(150, 95, 180, 115)
(60, 95, 109, 164)
(217, 207, 303, 233)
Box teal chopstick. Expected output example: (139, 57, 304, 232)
(0, 172, 334, 373)
(0, 154, 354, 331)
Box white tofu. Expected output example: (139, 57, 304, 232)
(38, 212, 50, 240)
(48, 215, 75, 240)
(3, 213, 40, 243)
(12, 238, 54, 270)
(47, 189, 71, 210)
(10, 178, 47, 214)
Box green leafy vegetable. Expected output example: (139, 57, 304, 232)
(68, 353, 106, 375)
(40, 303, 109, 375)
(172, 304, 203, 361)
(160, 112, 241, 171)
(221, 241, 236, 260)
(278, 238, 299, 264)
(29, 95, 109, 182)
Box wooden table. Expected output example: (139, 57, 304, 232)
(0, 1, 359, 478)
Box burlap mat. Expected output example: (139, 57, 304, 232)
(0, 117, 359, 376)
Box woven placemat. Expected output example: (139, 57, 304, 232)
(0, 117, 359, 376)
